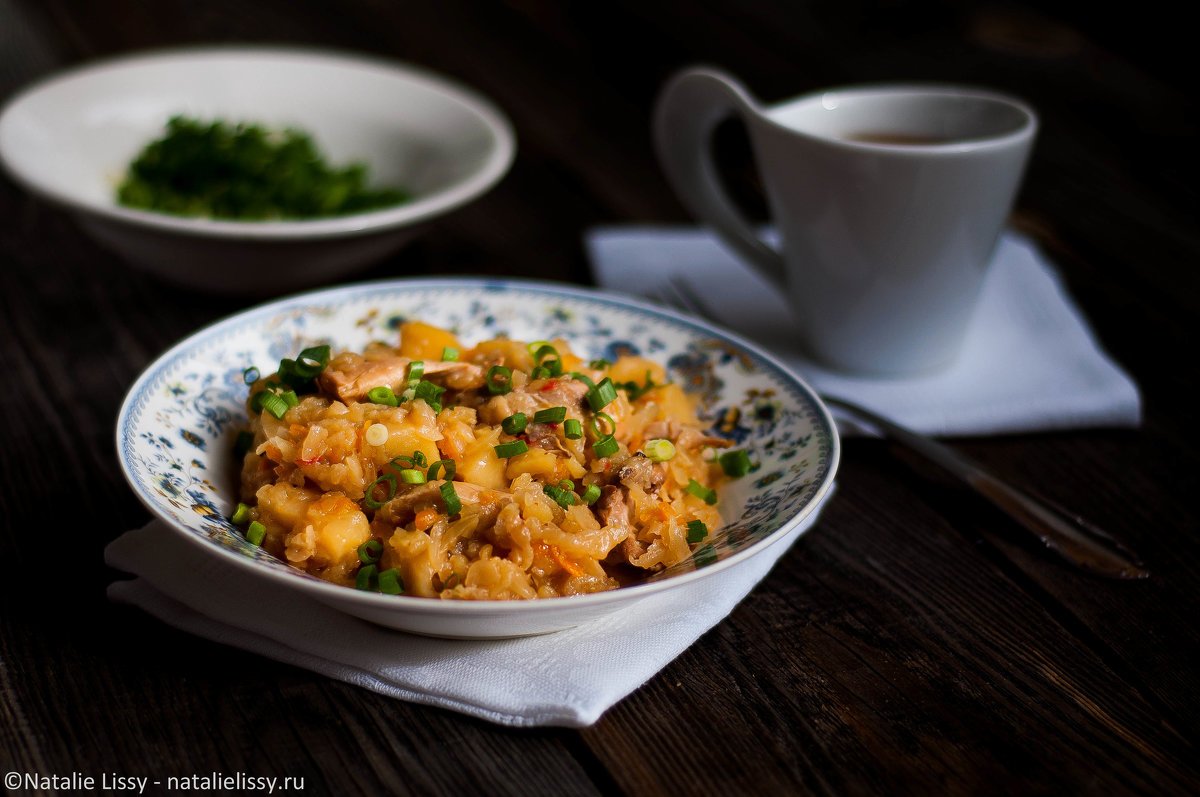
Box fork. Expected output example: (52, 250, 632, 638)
(653, 276, 1149, 580)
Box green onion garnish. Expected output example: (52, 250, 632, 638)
(408, 360, 425, 381)
(593, 434, 619, 458)
(531, 366, 550, 380)
(378, 567, 404, 595)
(686, 519, 708, 544)
(533, 406, 567, 424)
(502, 412, 528, 436)
(280, 389, 299, 408)
(231, 502, 251, 526)
(440, 482, 461, 515)
(558, 479, 575, 491)
(588, 412, 615, 438)
(356, 564, 378, 591)
(293, 345, 331, 378)
(242, 366, 260, 385)
(644, 438, 676, 462)
(586, 377, 618, 411)
(588, 359, 611, 369)
(258, 391, 290, 419)
(719, 449, 752, 477)
(486, 365, 512, 395)
(358, 539, 383, 564)
(685, 478, 718, 505)
(413, 379, 445, 407)
(494, 440, 529, 458)
(441, 347, 459, 362)
(399, 468, 426, 484)
(569, 371, 595, 388)
(528, 341, 556, 361)
(564, 419, 583, 439)
(426, 459, 456, 482)
(582, 484, 602, 505)
(364, 473, 397, 509)
(543, 484, 577, 508)
(246, 521, 266, 546)
(366, 386, 399, 406)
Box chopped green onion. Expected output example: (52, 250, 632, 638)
(440, 482, 461, 515)
(413, 379, 445, 407)
(582, 484, 602, 505)
(358, 539, 383, 564)
(246, 521, 266, 546)
(378, 567, 404, 595)
(531, 366, 550, 380)
(441, 347, 459, 362)
(527, 341, 555, 360)
(366, 385, 399, 406)
(293, 345, 331, 378)
(644, 438, 676, 462)
(233, 430, 255, 459)
(564, 418, 583, 439)
(231, 502, 251, 526)
(588, 358, 611, 370)
(486, 365, 512, 395)
(558, 479, 575, 491)
(280, 389, 299, 408)
(588, 412, 615, 438)
(569, 371, 595, 388)
(364, 473, 397, 509)
(242, 366, 260, 385)
(545, 358, 564, 377)
(533, 406, 567, 424)
(719, 449, 752, 477)
(586, 377, 618, 411)
(356, 564, 378, 591)
(494, 440, 529, 458)
(399, 468, 426, 484)
(543, 484, 577, 508)
(593, 434, 619, 458)
(686, 519, 708, 544)
(685, 478, 718, 505)
(502, 412, 527, 435)
(426, 459, 456, 482)
(258, 391, 290, 419)
(408, 360, 425, 382)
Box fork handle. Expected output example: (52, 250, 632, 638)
(821, 395, 1149, 579)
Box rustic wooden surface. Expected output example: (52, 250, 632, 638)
(2, 1, 1197, 794)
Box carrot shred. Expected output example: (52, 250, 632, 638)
(535, 541, 586, 577)
(414, 508, 439, 531)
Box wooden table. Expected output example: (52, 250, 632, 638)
(2, 1, 1197, 794)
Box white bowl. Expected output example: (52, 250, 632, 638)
(0, 46, 515, 294)
(116, 279, 840, 638)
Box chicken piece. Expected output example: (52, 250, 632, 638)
(379, 480, 509, 526)
(478, 377, 590, 425)
(642, 419, 733, 451)
(616, 452, 666, 492)
(595, 484, 645, 564)
(320, 353, 485, 401)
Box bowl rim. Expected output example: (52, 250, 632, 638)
(0, 44, 517, 241)
(115, 276, 840, 619)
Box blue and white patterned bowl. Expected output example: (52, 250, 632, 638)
(116, 278, 839, 637)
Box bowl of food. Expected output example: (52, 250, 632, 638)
(116, 279, 839, 638)
(0, 46, 515, 294)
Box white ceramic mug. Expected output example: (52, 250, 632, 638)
(653, 68, 1037, 375)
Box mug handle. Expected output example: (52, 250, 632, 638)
(653, 68, 787, 287)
